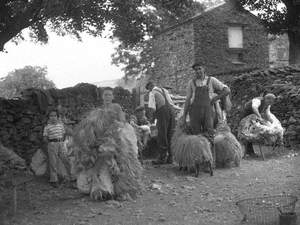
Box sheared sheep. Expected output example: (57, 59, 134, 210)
(214, 123, 244, 168)
(171, 119, 213, 177)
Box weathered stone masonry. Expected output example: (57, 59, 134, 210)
(0, 84, 134, 162)
(152, 22, 195, 95)
(149, 2, 269, 95)
(193, 3, 269, 76)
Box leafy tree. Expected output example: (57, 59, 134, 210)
(232, 0, 300, 64)
(0, 0, 195, 51)
(112, 0, 205, 79)
(0, 65, 55, 99)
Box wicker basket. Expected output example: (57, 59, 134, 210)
(236, 195, 298, 225)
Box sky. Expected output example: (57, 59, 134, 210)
(0, 30, 123, 89)
(1, 0, 279, 89)
(0, 0, 225, 89)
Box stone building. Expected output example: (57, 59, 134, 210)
(140, 1, 269, 96)
(269, 33, 289, 68)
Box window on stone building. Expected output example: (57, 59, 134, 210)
(228, 26, 244, 64)
(228, 26, 243, 49)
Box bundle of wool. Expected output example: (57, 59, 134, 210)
(214, 123, 244, 168)
(238, 114, 284, 145)
(73, 108, 143, 201)
(77, 150, 119, 200)
(30, 137, 76, 179)
(30, 149, 47, 176)
(171, 119, 213, 177)
(113, 123, 142, 199)
(0, 143, 26, 175)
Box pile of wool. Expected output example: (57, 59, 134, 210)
(228, 65, 300, 147)
(214, 123, 244, 168)
(238, 114, 284, 146)
(73, 108, 143, 201)
(171, 118, 213, 177)
(30, 136, 77, 180)
(0, 143, 27, 207)
(0, 143, 26, 175)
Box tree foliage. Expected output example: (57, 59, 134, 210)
(0, 66, 55, 99)
(234, 0, 300, 64)
(0, 0, 196, 51)
(235, 0, 297, 33)
(112, 0, 205, 79)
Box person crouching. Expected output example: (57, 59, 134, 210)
(240, 93, 276, 157)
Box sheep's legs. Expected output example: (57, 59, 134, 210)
(208, 162, 213, 176)
(195, 163, 200, 177)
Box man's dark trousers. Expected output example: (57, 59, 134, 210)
(155, 105, 175, 161)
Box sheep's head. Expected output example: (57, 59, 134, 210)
(216, 122, 231, 133)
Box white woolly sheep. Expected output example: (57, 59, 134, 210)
(171, 119, 213, 177)
(214, 123, 244, 168)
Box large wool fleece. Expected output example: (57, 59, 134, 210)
(171, 119, 213, 176)
(73, 108, 143, 201)
(238, 114, 284, 145)
(214, 123, 244, 168)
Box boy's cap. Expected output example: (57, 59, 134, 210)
(135, 106, 145, 112)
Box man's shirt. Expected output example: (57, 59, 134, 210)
(186, 76, 228, 104)
(148, 87, 179, 111)
(252, 97, 271, 115)
(43, 122, 65, 140)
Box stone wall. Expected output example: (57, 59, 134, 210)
(152, 21, 195, 95)
(269, 33, 289, 68)
(0, 84, 134, 162)
(228, 65, 300, 148)
(193, 3, 269, 75)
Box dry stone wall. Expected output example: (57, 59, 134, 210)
(0, 84, 134, 162)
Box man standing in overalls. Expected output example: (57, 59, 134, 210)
(182, 63, 231, 139)
(146, 82, 181, 165)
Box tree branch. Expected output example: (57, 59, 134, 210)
(0, 0, 44, 51)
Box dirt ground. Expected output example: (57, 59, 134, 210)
(1, 149, 300, 225)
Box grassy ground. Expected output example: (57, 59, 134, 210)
(1, 149, 300, 225)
